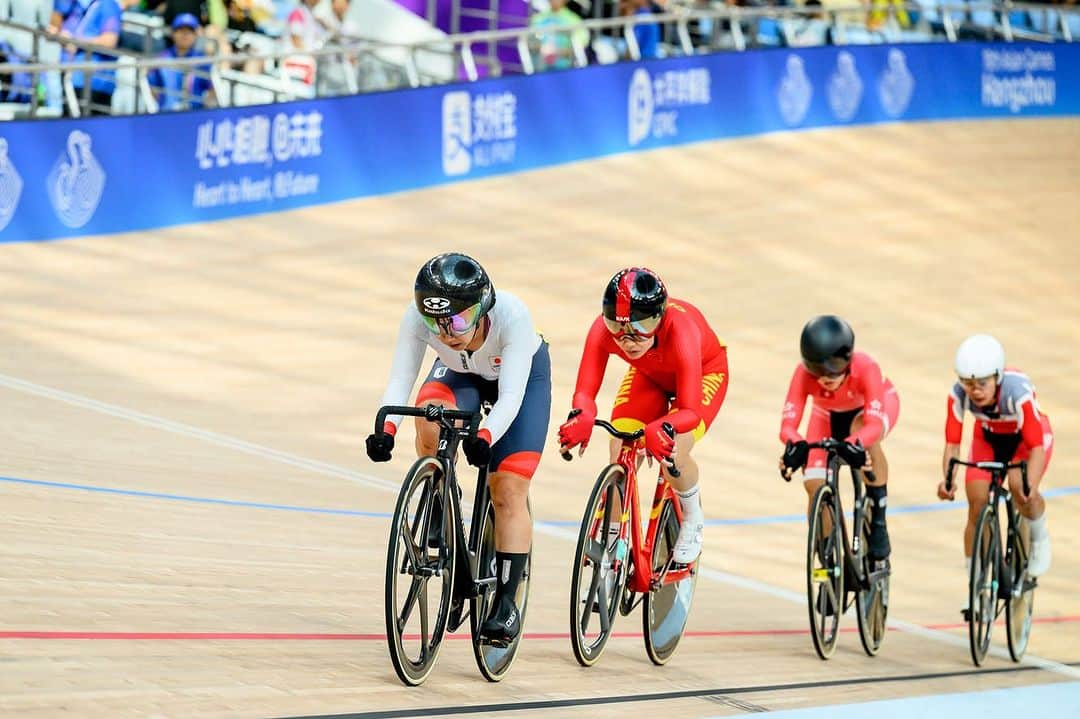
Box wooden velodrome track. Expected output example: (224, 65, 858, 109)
(0, 118, 1078, 718)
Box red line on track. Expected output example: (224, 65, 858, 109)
(2, 616, 1076, 641)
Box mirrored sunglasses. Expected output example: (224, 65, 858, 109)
(603, 314, 662, 340)
(421, 303, 483, 336)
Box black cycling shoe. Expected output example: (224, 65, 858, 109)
(868, 521, 891, 561)
(479, 594, 521, 647)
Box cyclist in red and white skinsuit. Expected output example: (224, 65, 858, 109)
(938, 334, 1053, 578)
(558, 267, 729, 564)
(779, 315, 900, 562)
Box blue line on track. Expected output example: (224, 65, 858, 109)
(1, 475, 1076, 525)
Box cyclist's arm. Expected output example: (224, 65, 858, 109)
(779, 366, 810, 443)
(482, 320, 538, 445)
(1019, 397, 1048, 484)
(377, 307, 429, 434)
(667, 320, 705, 434)
(942, 392, 964, 481)
(848, 356, 887, 447)
(570, 317, 612, 417)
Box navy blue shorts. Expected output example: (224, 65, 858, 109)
(416, 342, 551, 478)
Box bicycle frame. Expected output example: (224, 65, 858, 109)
(810, 439, 878, 591)
(579, 419, 692, 594)
(376, 405, 492, 598)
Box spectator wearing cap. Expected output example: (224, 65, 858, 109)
(50, 0, 123, 113)
(147, 12, 215, 109)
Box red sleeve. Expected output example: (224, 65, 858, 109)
(1020, 399, 1044, 450)
(849, 355, 886, 447)
(665, 316, 704, 434)
(780, 365, 811, 443)
(944, 394, 964, 444)
(570, 316, 612, 417)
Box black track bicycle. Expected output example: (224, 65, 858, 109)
(377, 405, 530, 686)
(791, 438, 891, 659)
(945, 458, 1035, 666)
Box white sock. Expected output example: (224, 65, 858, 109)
(677, 484, 703, 524)
(1029, 511, 1049, 541)
(965, 556, 972, 575)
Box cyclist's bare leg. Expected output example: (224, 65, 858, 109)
(963, 479, 990, 558)
(488, 470, 532, 553)
(1008, 466, 1045, 521)
(662, 432, 698, 492)
(414, 400, 454, 457)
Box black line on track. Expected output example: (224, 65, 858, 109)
(275, 660, 1080, 719)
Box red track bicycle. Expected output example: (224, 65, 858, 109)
(564, 417, 698, 666)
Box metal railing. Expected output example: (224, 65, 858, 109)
(0, 1, 1076, 119)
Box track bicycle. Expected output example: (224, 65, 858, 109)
(945, 458, 1035, 666)
(793, 438, 891, 660)
(564, 415, 697, 667)
(377, 404, 531, 686)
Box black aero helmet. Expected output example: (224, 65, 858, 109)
(800, 315, 854, 377)
(414, 253, 495, 335)
(601, 267, 667, 337)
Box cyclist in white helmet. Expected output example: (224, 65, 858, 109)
(938, 334, 1053, 581)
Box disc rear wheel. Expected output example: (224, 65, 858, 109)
(642, 499, 696, 665)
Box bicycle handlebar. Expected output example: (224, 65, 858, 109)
(375, 405, 482, 437)
(559, 412, 680, 478)
(945, 457, 1029, 497)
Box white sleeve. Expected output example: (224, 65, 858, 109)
(378, 307, 429, 431)
(482, 313, 537, 445)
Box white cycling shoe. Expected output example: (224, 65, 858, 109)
(673, 516, 704, 564)
(1028, 536, 1052, 577)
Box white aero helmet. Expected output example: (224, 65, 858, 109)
(955, 334, 1005, 380)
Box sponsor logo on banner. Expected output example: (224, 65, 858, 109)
(828, 51, 863, 121)
(46, 130, 105, 229)
(777, 55, 813, 126)
(627, 66, 711, 147)
(192, 111, 323, 209)
(0, 138, 23, 231)
(878, 48, 914, 118)
(441, 89, 518, 177)
(981, 48, 1056, 113)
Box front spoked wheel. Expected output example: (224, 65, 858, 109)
(969, 505, 1000, 666)
(855, 508, 889, 656)
(570, 464, 629, 667)
(1006, 513, 1034, 662)
(470, 497, 531, 681)
(807, 482, 843, 660)
(642, 499, 696, 665)
(384, 457, 456, 686)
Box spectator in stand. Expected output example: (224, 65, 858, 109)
(623, 0, 659, 59)
(140, 0, 206, 27)
(314, 0, 359, 95)
(0, 40, 35, 103)
(530, 0, 587, 70)
(281, 0, 325, 84)
(316, 0, 359, 39)
(51, 0, 123, 113)
(147, 12, 215, 110)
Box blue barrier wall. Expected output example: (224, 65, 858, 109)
(0, 41, 1076, 243)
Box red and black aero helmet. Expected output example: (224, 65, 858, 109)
(602, 267, 668, 337)
(799, 315, 854, 377)
(414, 253, 495, 335)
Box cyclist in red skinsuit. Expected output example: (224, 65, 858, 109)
(938, 334, 1053, 580)
(559, 268, 729, 564)
(779, 316, 900, 563)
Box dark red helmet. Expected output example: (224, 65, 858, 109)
(602, 267, 667, 337)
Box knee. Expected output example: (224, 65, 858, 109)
(490, 474, 529, 512)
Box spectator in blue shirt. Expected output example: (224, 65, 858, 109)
(148, 13, 215, 110)
(624, 0, 659, 59)
(50, 0, 123, 113)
